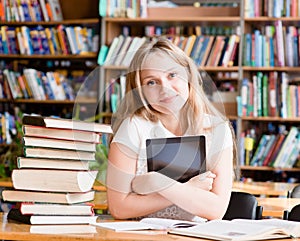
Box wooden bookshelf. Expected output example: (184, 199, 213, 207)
(240, 0, 300, 181)
(99, 0, 300, 182)
(0, 0, 100, 176)
(0, 0, 99, 111)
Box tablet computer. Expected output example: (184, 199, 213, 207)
(146, 135, 206, 183)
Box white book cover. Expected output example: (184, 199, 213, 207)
(169, 219, 300, 241)
(48, 0, 63, 21)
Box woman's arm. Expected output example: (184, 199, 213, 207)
(106, 142, 173, 219)
(157, 146, 233, 220)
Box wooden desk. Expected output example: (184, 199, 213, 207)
(257, 197, 300, 218)
(233, 181, 298, 196)
(0, 213, 298, 241)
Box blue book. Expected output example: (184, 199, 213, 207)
(99, 0, 107, 17)
(269, 37, 275, 67)
(97, 45, 109, 65)
(243, 33, 252, 66)
(195, 36, 210, 66)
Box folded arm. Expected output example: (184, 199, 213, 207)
(106, 142, 233, 220)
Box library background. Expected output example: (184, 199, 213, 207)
(0, 0, 299, 188)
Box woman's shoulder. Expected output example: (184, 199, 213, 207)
(203, 114, 228, 128)
(121, 115, 153, 127)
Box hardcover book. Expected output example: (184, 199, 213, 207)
(7, 208, 97, 225)
(22, 115, 113, 134)
(19, 202, 94, 216)
(22, 136, 97, 152)
(17, 157, 90, 170)
(23, 147, 95, 161)
(2, 190, 95, 204)
(12, 169, 98, 192)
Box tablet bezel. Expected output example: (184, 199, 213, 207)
(146, 135, 206, 183)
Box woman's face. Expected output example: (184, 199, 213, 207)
(140, 52, 189, 116)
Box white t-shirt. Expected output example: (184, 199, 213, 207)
(111, 114, 233, 220)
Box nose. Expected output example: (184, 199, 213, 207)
(159, 77, 172, 93)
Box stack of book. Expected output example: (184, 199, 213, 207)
(2, 115, 113, 225)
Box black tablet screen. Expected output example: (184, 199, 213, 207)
(146, 135, 206, 183)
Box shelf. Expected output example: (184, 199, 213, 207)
(103, 66, 240, 72)
(242, 66, 300, 72)
(241, 116, 300, 122)
(0, 98, 97, 105)
(105, 16, 241, 23)
(0, 54, 97, 59)
(245, 17, 300, 22)
(1, 18, 99, 26)
(240, 166, 300, 172)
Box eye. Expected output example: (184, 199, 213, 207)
(169, 72, 177, 78)
(146, 80, 157, 86)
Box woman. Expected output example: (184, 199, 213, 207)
(106, 38, 237, 221)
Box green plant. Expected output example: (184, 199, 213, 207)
(0, 111, 23, 178)
(89, 143, 109, 185)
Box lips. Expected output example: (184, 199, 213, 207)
(160, 95, 177, 103)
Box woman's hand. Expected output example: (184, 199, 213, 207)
(185, 171, 216, 191)
(131, 172, 177, 195)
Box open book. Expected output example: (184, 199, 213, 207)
(92, 217, 206, 231)
(168, 219, 300, 241)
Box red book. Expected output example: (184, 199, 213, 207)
(266, 133, 286, 167)
(268, 71, 278, 117)
(262, 134, 280, 166)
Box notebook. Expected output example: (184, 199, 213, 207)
(146, 135, 206, 183)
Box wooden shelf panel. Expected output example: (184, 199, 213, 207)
(243, 66, 300, 72)
(105, 16, 241, 23)
(103, 66, 240, 72)
(240, 166, 300, 172)
(0, 54, 97, 59)
(0, 99, 97, 105)
(241, 116, 300, 122)
(1, 18, 99, 25)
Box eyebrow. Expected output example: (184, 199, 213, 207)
(141, 67, 177, 81)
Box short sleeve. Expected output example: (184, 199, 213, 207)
(111, 117, 141, 154)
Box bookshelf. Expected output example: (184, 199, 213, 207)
(0, 0, 100, 176)
(99, 2, 241, 123)
(99, 0, 300, 182)
(239, 0, 300, 182)
(0, 0, 100, 120)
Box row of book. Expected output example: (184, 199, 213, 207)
(244, 0, 300, 18)
(144, 25, 239, 38)
(0, 25, 97, 55)
(0, 68, 75, 100)
(240, 126, 300, 168)
(243, 21, 300, 67)
(100, 34, 240, 68)
(239, 71, 300, 118)
(99, 0, 148, 18)
(2, 115, 112, 225)
(0, 0, 63, 22)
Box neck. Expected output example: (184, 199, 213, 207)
(159, 113, 186, 136)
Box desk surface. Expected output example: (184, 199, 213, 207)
(233, 181, 298, 196)
(0, 213, 299, 241)
(258, 197, 300, 218)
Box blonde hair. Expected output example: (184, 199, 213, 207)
(111, 38, 238, 177)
